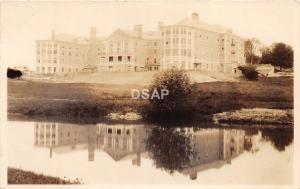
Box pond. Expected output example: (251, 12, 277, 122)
(7, 121, 293, 184)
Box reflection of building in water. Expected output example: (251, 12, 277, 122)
(34, 122, 97, 161)
(34, 122, 147, 164)
(96, 124, 147, 166)
(34, 122, 245, 178)
(179, 128, 245, 180)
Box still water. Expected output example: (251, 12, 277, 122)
(8, 121, 293, 184)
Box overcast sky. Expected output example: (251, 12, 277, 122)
(1, 0, 299, 69)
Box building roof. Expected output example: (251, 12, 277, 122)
(109, 29, 160, 40)
(53, 34, 90, 44)
(175, 17, 231, 34)
(50, 34, 105, 44)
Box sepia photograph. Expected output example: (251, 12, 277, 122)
(0, 0, 299, 187)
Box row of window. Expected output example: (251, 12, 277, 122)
(165, 38, 192, 45)
(37, 59, 57, 63)
(107, 128, 136, 135)
(35, 140, 56, 146)
(37, 66, 80, 73)
(163, 28, 191, 35)
(164, 49, 192, 56)
(108, 56, 132, 62)
(37, 43, 58, 48)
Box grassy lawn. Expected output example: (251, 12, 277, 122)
(7, 76, 293, 123)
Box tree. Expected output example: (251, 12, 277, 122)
(145, 69, 193, 121)
(145, 127, 194, 173)
(244, 38, 261, 64)
(260, 47, 273, 64)
(270, 43, 293, 70)
(246, 54, 260, 64)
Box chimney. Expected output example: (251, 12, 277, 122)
(158, 21, 164, 31)
(134, 24, 143, 38)
(192, 12, 199, 20)
(51, 30, 55, 40)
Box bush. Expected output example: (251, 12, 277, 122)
(145, 69, 193, 120)
(238, 65, 259, 80)
(7, 68, 22, 79)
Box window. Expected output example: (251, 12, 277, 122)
(165, 49, 170, 56)
(154, 58, 157, 63)
(154, 42, 157, 46)
(53, 59, 57, 63)
(181, 38, 186, 44)
(172, 49, 179, 56)
(53, 67, 56, 72)
(126, 130, 130, 135)
(109, 56, 113, 62)
(61, 68, 64, 72)
(48, 67, 51, 72)
(117, 129, 121, 135)
(53, 50, 57, 54)
(127, 56, 131, 62)
(108, 128, 112, 134)
(118, 56, 122, 62)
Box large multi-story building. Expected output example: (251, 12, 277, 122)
(161, 12, 245, 73)
(98, 25, 160, 72)
(35, 12, 245, 74)
(35, 27, 101, 74)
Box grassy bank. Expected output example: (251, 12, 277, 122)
(213, 108, 293, 125)
(7, 76, 293, 124)
(8, 168, 81, 184)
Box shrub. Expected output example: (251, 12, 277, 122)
(238, 65, 259, 81)
(145, 69, 193, 120)
(7, 68, 22, 79)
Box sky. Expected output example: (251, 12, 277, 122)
(1, 0, 299, 69)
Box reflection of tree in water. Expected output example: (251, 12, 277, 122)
(261, 128, 293, 151)
(145, 127, 194, 174)
(244, 129, 259, 152)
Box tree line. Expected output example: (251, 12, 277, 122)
(244, 38, 293, 70)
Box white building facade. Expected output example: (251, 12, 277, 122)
(35, 12, 245, 74)
(160, 12, 245, 73)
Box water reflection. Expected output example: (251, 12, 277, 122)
(146, 127, 245, 180)
(34, 123, 146, 164)
(32, 122, 293, 181)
